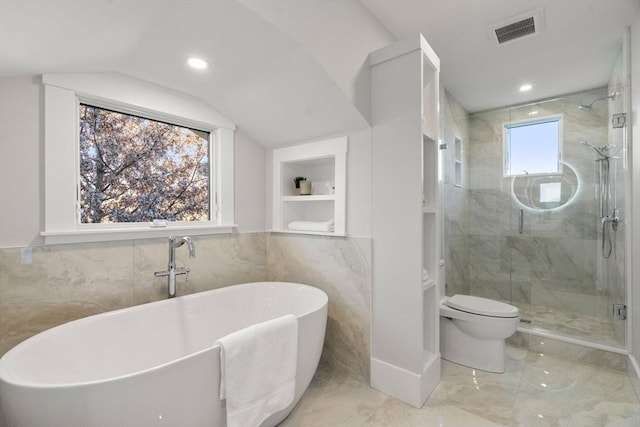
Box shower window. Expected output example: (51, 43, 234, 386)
(504, 116, 562, 176)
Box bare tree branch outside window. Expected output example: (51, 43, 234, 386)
(79, 104, 210, 223)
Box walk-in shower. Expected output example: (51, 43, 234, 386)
(442, 84, 628, 350)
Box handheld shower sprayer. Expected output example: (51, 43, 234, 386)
(580, 140, 619, 258)
(580, 140, 617, 160)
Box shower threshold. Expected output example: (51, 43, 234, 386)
(514, 302, 626, 353)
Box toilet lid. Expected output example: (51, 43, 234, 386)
(445, 295, 519, 318)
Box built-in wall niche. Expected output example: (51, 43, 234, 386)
(272, 137, 347, 236)
(454, 137, 462, 188)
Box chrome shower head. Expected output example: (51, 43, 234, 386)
(578, 92, 618, 110)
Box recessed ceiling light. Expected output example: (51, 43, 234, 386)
(187, 57, 208, 70)
(519, 84, 533, 92)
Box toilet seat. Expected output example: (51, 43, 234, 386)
(445, 295, 519, 318)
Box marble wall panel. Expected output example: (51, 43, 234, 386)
(2, 231, 373, 388)
(444, 189, 467, 238)
(266, 233, 371, 383)
(0, 241, 135, 356)
(0, 233, 267, 357)
(467, 235, 511, 285)
(464, 87, 617, 328)
(441, 90, 471, 297)
(467, 189, 511, 236)
(131, 233, 266, 304)
(445, 235, 469, 296)
(506, 236, 597, 288)
(468, 278, 511, 303)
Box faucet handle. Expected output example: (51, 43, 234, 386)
(174, 266, 190, 276)
(154, 270, 170, 277)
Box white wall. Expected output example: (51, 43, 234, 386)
(238, 0, 395, 123)
(0, 77, 42, 248)
(346, 128, 372, 237)
(234, 130, 266, 232)
(0, 76, 265, 248)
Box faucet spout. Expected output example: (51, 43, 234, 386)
(182, 236, 196, 258)
(170, 236, 196, 257)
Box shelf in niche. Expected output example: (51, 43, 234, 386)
(272, 136, 347, 236)
(423, 206, 436, 214)
(282, 195, 335, 202)
(422, 278, 436, 291)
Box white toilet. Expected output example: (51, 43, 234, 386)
(440, 294, 519, 373)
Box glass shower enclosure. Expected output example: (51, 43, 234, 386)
(443, 79, 629, 349)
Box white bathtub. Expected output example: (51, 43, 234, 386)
(0, 282, 328, 427)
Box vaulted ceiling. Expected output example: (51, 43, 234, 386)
(0, 0, 636, 146)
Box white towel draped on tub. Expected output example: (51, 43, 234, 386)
(287, 218, 335, 232)
(216, 314, 298, 427)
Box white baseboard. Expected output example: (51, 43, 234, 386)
(370, 354, 441, 408)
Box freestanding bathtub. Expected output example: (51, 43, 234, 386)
(0, 282, 328, 427)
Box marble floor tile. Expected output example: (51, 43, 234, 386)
(281, 346, 640, 427)
(513, 302, 623, 348)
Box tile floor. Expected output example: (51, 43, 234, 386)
(280, 346, 640, 426)
(518, 303, 624, 349)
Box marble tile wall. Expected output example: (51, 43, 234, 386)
(266, 233, 372, 383)
(466, 88, 614, 320)
(441, 90, 470, 296)
(1, 231, 372, 388)
(0, 233, 266, 357)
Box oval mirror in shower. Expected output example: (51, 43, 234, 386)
(510, 161, 580, 211)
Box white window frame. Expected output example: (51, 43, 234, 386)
(503, 114, 563, 177)
(42, 73, 236, 244)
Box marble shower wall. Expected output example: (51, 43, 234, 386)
(467, 87, 610, 319)
(266, 234, 371, 383)
(0, 233, 266, 357)
(441, 90, 470, 296)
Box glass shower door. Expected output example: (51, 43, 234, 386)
(506, 84, 628, 348)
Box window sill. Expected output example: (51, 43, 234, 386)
(41, 224, 238, 245)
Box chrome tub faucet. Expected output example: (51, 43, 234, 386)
(154, 235, 196, 298)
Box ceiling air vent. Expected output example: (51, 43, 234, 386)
(486, 8, 544, 46)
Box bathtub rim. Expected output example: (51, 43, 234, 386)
(0, 281, 328, 389)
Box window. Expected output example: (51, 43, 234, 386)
(504, 116, 561, 176)
(79, 104, 211, 224)
(42, 73, 236, 244)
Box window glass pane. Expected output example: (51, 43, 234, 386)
(79, 104, 210, 223)
(507, 119, 559, 176)
(539, 182, 562, 203)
